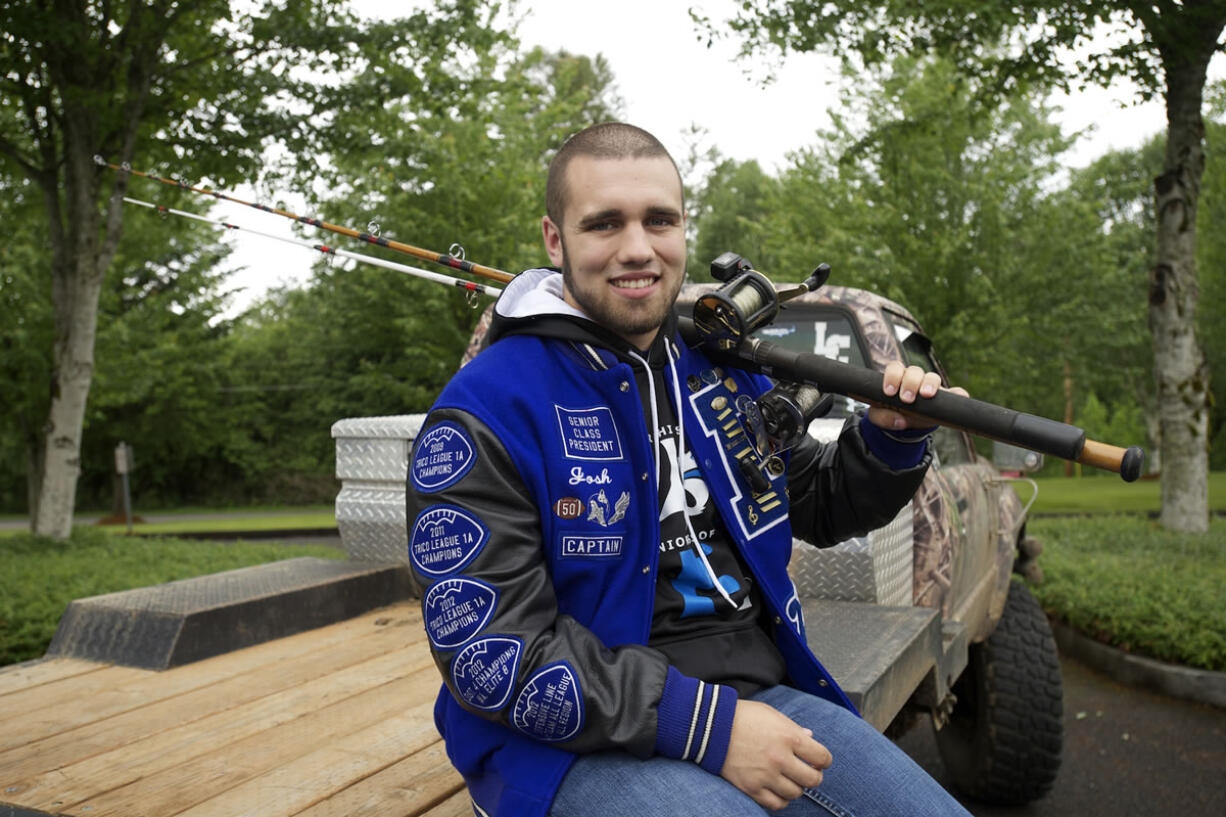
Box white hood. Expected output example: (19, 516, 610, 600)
(494, 268, 589, 322)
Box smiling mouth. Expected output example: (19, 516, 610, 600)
(611, 276, 658, 290)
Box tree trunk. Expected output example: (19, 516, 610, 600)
(32, 256, 105, 538)
(31, 120, 112, 539)
(1149, 57, 1213, 533)
(25, 436, 44, 531)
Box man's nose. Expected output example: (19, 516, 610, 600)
(616, 223, 654, 265)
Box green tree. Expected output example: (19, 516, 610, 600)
(712, 0, 1226, 531)
(79, 202, 237, 509)
(1068, 138, 1166, 469)
(0, 0, 505, 536)
(319, 46, 622, 274)
(689, 158, 780, 276)
(1197, 114, 1226, 468)
(0, 173, 53, 514)
(759, 57, 1133, 419)
(211, 47, 625, 500)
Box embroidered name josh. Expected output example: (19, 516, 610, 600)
(569, 466, 613, 486)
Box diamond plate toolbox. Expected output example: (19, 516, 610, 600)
(788, 506, 914, 606)
(332, 414, 425, 564)
(787, 417, 915, 606)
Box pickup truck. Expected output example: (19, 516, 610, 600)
(332, 281, 1062, 806)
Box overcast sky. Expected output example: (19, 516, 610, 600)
(211, 0, 1219, 312)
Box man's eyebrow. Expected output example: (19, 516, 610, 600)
(576, 209, 622, 228)
(575, 206, 682, 229)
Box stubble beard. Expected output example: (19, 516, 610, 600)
(560, 248, 682, 345)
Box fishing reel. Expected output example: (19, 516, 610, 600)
(692, 252, 831, 350)
(691, 253, 837, 486)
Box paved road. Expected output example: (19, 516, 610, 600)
(895, 655, 1226, 816)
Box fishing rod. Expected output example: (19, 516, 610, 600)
(679, 252, 1145, 482)
(96, 156, 514, 284)
(124, 196, 503, 300)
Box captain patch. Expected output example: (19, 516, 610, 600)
(424, 577, 498, 649)
(452, 636, 522, 711)
(410, 505, 489, 576)
(512, 662, 584, 742)
(559, 534, 623, 558)
(412, 422, 476, 492)
(555, 405, 624, 461)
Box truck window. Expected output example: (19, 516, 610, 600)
(884, 312, 973, 467)
(755, 308, 870, 419)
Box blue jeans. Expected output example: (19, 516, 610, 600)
(549, 685, 970, 816)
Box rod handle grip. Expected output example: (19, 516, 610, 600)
(1078, 441, 1145, 482)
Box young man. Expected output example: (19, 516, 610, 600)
(407, 123, 972, 816)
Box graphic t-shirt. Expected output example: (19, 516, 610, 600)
(634, 363, 786, 696)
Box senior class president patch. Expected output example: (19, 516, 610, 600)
(555, 405, 624, 461)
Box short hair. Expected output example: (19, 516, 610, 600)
(545, 122, 683, 226)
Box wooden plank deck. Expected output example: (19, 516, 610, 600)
(0, 602, 472, 817)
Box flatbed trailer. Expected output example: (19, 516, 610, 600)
(0, 601, 468, 817)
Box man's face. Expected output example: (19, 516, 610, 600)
(541, 155, 686, 349)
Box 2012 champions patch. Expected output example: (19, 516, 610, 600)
(423, 577, 498, 650)
(412, 422, 476, 492)
(410, 505, 489, 577)
(555, 405, 624, 461)
(512, 662, 584, 742)
(451, 636, 522, 711)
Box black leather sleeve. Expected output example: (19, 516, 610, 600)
(408, 407, 670, 757)
(786, 414, 931, 548)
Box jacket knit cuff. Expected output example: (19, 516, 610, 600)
(654, 666, 738, 775)
(859, 415, 933, 470)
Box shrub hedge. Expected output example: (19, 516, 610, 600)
(0, 527, 343, 666)
(1028, 516, 1226, 672)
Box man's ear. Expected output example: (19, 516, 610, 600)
(542, 215, 565, 267)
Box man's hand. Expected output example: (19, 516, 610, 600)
(719, 699, 833, 810)
(868, 361, 969, 431)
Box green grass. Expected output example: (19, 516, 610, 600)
(1028, 516, 1226, 672)
(102, 511, 336, 535)
(0, 509, 337, 537)
(1020, 472, 1226, 515)
(0, 527, 344, 667)
(6, 494, 1224, 676)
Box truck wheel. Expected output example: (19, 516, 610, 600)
(933, 581, 1063, 804)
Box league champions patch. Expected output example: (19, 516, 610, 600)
(555, 405, 624, 461)
(424, 577, 498, 650)
(412, 422, 476, 492)
(410, 505, 489, 576)
(451, 636, 522, 711)
(512, 662, 584, 742)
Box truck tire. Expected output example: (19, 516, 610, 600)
(933, 580, 1063, 804)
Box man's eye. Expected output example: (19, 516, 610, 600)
(648, 216, 677, 227)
